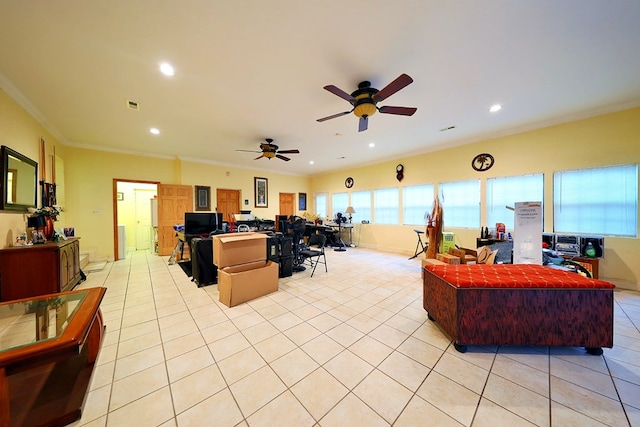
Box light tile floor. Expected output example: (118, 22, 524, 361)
(70, 247, 640, 426)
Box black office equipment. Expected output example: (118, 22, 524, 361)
(184, 212, 223, 236)
(266, 234, 293, 277)
(191, 237, 217, 286)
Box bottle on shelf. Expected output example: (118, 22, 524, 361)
(585, 242, 596, 257)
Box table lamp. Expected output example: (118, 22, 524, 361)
(345, 206, 356, 223)
(27, 216, 47, 244)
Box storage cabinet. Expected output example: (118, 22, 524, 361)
(0, 238, 82, 302)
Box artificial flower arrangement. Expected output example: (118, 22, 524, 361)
(302, 211, 321, 224)
(28, 205, 63, 221)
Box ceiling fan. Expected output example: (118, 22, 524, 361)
(317, 73, 417, 132)
(236, 138, 300, 161)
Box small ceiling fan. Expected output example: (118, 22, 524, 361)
(317, 73, 417, 132)
(236, 138, 300, 161)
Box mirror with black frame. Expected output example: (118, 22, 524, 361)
(0, 145, 38, 211)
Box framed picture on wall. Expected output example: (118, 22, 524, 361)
(254, 177, 268, 208)
(299, 192, 307, 210)
(195, 185, 211, 211)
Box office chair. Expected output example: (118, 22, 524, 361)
(299, 233, 328, 277)
(288, 216, 308, 272)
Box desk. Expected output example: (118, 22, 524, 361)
(476, 238, 509, 247)
(0, 287, 106, 427)
(306, 223, 337, 246)
(325, 222, 354, 246)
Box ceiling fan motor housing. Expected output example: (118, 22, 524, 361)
(352, 82, 378, 118)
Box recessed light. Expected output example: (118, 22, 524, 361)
(369, 143, 375, 148)
(159, 62, 175, 76)
(309, 161, 315, 165)
(150, 128, 160, 135)
(489, 104, 502, 113)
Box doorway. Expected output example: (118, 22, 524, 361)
(113, 179, 159, 261)
(279, 192, 295, 217)
(216, 188, 241, 223)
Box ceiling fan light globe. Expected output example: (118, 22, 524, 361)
(354, 102, 377, 118)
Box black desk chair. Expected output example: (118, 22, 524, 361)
(299, 234, 328, 277)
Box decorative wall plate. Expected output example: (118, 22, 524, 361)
(345, 177, 354, 188)
(472, 153, 495, 171)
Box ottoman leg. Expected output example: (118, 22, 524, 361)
(454, 343, 467, 353)
(586, 347, 603, 356)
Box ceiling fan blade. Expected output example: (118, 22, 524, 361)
(276, 154, 291, 161)
(277, 149, 299, 154)
(317, 110, 352, 122)
(323, 85, 355, 102)
(378, 106, 417, 116)
(373, 73, 413, 102)
(254, 154, 265, 160)
(237, 149, 262, 153)
(358, 116, 368, 132)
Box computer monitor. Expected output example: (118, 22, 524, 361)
(184, 212, 223, 235)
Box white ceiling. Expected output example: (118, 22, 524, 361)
(1, 1, 640, 176)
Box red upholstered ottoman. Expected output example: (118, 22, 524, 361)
(422, 264, 615, 354)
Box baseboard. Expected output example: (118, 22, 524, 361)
(79, 254, 90, 270)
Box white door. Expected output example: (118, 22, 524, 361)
(135, 190, 155, 251)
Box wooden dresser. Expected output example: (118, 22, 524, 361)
(0, 238, 83, 302)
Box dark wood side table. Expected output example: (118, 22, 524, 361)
(0, 238, 83, 302)
(562, 255, 600, 279)
(0, 287, 106, 427)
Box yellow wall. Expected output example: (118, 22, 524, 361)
(1, 86, 638, 289)
(310, 108, 640, 289)
(62, 148, 176, 258)
(179, 161, 311, 221)
(60, 151, 311, 259)
(0, 88, 65, 246)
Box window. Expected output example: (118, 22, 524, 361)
(332, 192, 349, 220)
(314, 193, 328, 220)
(350, 190, 371, 223)
(554, 164, 637, 236)
(487, 174, 543, 230)
(403, 184, 434, 225)
(374, 188, 399, 224)
(439, 180, 480, 228)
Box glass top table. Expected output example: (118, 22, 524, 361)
(0, 289, 87, 353)
(0, 287, 106, 427)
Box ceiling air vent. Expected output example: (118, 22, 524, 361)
(126, 100, 139, 110)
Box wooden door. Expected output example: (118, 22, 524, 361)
(216, 189, 240, 223)
(279, 193, 295, 216)
(134, 189, 155, 251)
(157, 184, 193, 256)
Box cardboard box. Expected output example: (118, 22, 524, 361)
(218, 260, 279, 307)
(440, 232, 455, 254)
(448, 247, 469, 264)
(421, 258, 447, 279)
(436, 253, 461, 264)
(213, 233, 268, 268)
